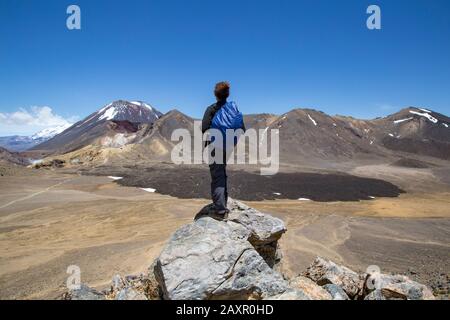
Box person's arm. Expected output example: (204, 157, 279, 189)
(202, 105, 216, 133)
(202, 104, 217, 148)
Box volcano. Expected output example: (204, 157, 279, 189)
(31, 100, 163, 155)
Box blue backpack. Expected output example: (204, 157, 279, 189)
(211, 101, 244, 149)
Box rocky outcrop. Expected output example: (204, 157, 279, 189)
(226, 200, 286, 246)
(289, 276, 332, 300)
(106, 270, 161, 300)
(302, 257, 436, 300)
(154, 199, 290, 300)
(62, 284, 105, 300)
(364, 273, 435, 300)
(303, 257, 366, 299)
(322, 284, 349, 300)
(63, 199, 436, 300)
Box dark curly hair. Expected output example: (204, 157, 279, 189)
(214, 81, 230, 101)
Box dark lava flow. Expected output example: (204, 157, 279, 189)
(88, 166, 404, 202)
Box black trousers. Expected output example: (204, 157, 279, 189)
(209, 163, 228, 211)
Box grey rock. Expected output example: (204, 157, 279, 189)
(322, 284, 350, 300)
(195, 198, 286, 247)
(364, 289, 388, 300)
(211, 249, 290, 299)
(145, 262, 163, 300)
(64, 284, 105, 300)
(116, 287, 147, 300)
(111, 274, 127, 292)
(365, 273, 435, 300)
(155, 217, 253, 300)
(265, 289, 311, 300)
(155, 203, 291, 300)
(195, 199, 286, 269)
(227, 199, 287, 245)
(304, 257, 364, 298)
(253, 241, 283, 269)
(289, 276, 332, 300)
(107, 271, 159, 300)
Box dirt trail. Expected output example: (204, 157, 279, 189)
(0, 178, 74, 210)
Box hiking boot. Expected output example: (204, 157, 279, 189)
(209, 209, 229, 221)
(194, 205, 229, 221)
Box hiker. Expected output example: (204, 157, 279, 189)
(201, 82, 245, 218)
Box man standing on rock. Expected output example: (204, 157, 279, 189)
(201, 82, 245, 219)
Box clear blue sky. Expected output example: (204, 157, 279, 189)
(1, 0, 449, 135)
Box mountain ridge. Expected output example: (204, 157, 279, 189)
(11, 100, 449, 165)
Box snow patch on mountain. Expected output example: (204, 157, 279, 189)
(409, 110, 438, 124)
(307, 114, 317, 126)
(394, 117, 413, 124)
(31, 123, 72, 140)
(98, 103, 113, 114)
(99, 107, 119, 121)
(74, 101, 163, 128)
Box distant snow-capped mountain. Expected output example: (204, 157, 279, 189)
(31, 123, 73, 140)
(77, 100, 162, 125)
(0, 123, 73, 152)
(30, 100, 163, 154)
